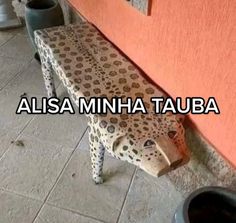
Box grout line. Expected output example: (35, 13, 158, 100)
(45, 202, 106, 223)
(0, 34, 16, 48)
(116, 167, 137, 223)
(1, 188, 42, 203)
(74, 127, 88, 149)
(31, 127, 88, 223)
(0, 57, 34, 92)
(0, 54, 33, 62)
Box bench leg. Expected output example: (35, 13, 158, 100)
(89, 132, 105, 184)
(41, 59, 57, 98)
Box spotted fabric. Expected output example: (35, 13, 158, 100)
(35, 22, 189, 184)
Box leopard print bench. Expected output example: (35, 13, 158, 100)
(35, 22, 190, 184)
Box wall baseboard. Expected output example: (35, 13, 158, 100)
(168, 126, 236, 196)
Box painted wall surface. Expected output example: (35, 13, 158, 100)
(68, 0, 236, 166)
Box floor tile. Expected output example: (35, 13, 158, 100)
(0, 56, 29, 90)
(118, 170, 183, 223)
(0, 190, 42, 223)
(77, 129, 89, 151)
(0, 27, 28, 42)
(0, 129, 19, 158)
(0, 89, 33, 133)
(23, 113, 87, 148)
(0, 32, 14, 46)
(0, 135, 74, 201)
(56, 84, 69, 98)
(8, 27, 28, 36)
(47, 149, 135, 223)
(34, 204, 103, 223)
(0, 34, 33, 62)
(4, 59, 60, 96)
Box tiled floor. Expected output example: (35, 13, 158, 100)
(0, 27, 183, 223)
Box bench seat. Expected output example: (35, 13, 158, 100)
(35, 22, 189, 184)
